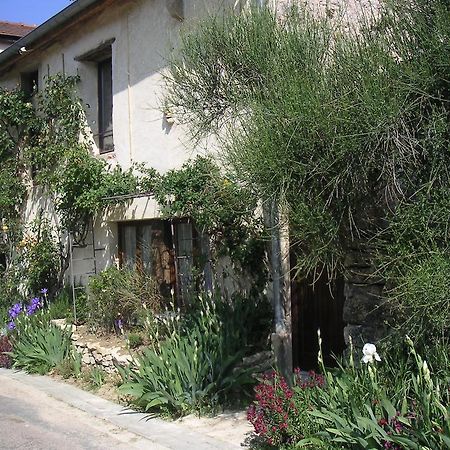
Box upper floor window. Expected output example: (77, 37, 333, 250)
(98, 57, 113, 153)
(75, 38, 115, 154)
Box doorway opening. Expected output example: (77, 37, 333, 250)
(291, 270, 346, 369)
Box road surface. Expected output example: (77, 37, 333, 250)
(0, 369, 240, 450)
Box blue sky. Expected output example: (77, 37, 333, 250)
(0, 1, 72, 26)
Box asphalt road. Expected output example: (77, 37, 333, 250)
(0, 374, 156, 450)
(0, 370, 240, 450)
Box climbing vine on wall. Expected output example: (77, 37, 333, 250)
(0, 74, 139, 297)
(0, 74, 266, 300)
(141, 156, 267, 290)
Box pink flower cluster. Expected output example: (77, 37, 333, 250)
(378, 411, 414, 449)
(247, 369, 324, 447)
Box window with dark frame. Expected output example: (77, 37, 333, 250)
(98, 57, 114, 153)
(118, 219, 201, 304)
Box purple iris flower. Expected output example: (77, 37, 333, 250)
(40, 288, 48, 295)
(26, 297, 41, 316)
(7, 321, 16, 330)
(8, 303, 22, 319)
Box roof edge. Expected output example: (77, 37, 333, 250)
(0, 0, 102, 73)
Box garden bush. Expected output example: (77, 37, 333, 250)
(87, 266, 162, 332)
(118, 294, 265, 416)
(386, 251, 450, 342)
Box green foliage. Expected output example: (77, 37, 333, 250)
(386, 252, 450, 341)
(20, 219, 60, 296)
(142, 156, 267, 285)
(0, 73, 140, 296)
(166, 0, 449, 342)
(10, 314, 74, 375)
(28, 73, 139, 235)
(118, 295, 265, 417)
(87, 266, 162, 332)
(83, 366, 106, 390)
(127, 332, 144, 349)
(55, 352, 82, 379)
(248, 339, 450, 449)
(47, 287, 89, 323)
(0, 88, 37, 221)
(302, 341, 450, 449)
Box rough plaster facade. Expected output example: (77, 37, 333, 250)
(0, 0, 241, 286)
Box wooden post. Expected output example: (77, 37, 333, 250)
(268, 198, 293, 381)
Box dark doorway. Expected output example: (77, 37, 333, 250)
(291, 271, 346, 369)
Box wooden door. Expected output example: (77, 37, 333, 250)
(291, 271, 346, 369)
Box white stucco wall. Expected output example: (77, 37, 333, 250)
(0, 0, 240, 281)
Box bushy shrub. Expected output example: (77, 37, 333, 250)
(247, 370, 325, 448)
(118, 295, 263, 416)
(0, 335, 12, 368)
(387, 252, 450, 342)
(87, 266, 162, 332)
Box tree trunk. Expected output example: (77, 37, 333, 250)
(268, 198, 293, 381)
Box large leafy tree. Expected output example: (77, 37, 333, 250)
(165, 0, 450, 339)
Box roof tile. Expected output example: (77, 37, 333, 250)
(0, 20, 36, 38)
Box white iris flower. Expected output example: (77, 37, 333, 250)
(362, 343, 381, 364)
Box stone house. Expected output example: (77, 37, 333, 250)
(0, 0, 248, 299)
(0, 0, 382, 371)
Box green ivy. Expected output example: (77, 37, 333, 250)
(0, 73, 266, 300)
(142, 156, 267, 287)
(0, 74, 139, 297)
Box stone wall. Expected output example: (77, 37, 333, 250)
(343, 249, 388, 348)
(72, 335, 132, 374)
(51, 320, 132, 373)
